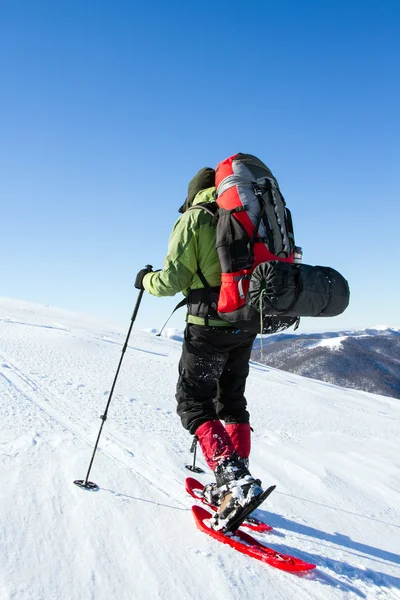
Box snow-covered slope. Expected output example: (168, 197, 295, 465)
(0, 298, 399, 600)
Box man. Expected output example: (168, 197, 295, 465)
(135, 167, 264, 531)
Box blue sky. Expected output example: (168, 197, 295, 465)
(1, 0, 399, 333)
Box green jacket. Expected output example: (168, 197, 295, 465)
(143, 187, 225, 326)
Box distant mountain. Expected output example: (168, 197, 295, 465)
(251, 328, 400, 399)
(148, 325, 400, 399)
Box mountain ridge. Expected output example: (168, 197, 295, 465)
(251, 327, 400, 399)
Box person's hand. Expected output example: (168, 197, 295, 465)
(135, 266, 153, 290)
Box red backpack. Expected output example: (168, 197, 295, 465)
(168, 153, 348, 336)
(211, 153, 299, 332)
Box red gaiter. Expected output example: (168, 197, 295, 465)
(224, 423, 251, 459)
(196, 420, 236, 471)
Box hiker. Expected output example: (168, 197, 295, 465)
(134, 153, 350, 531)
(134, 165, 265, 531)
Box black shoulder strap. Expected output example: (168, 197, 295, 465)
(188, 203, 218, 289)
(156, 297, 188, 337)
(188, 202, 219, 224)
(284, 206, 295, 248)
(249, 186, 267, 249)
(196, 267, 210, 289)
(259, 180, 276, 254)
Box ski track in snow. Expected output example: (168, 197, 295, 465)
(0, 345, 190, 499)
(0, 298, 399, 600)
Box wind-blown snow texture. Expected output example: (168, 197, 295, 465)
(0, 297, 399, 600)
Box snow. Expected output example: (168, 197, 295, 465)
(314, 336, 349, 349)
(0, 297, 399, 600)
(144, 327, 185, 342)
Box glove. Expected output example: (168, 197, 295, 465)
(135, 266, 153, 290)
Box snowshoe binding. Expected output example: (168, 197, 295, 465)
(209, 453, 275, 533)
(202, 457, 250, 507)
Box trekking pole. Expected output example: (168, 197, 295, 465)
(185, 436, 205, 474)
(74, 265, 153, 491)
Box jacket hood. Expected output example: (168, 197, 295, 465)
(191, 187, 217, 206)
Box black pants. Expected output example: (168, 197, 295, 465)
(176, 324, 257, 434)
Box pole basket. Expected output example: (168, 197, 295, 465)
(73, 480, 99, 491)
(185, 464, 205, 474)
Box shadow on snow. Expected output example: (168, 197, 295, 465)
(256, 508, 400, 593)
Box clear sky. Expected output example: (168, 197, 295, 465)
(1, 0, 399, 333)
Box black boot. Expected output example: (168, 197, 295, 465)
(209, 453, 264, 532)
(202, 457, 250, 507)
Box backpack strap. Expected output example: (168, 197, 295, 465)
(250, 186, 269, 249)
(188, 201, 219, 224)
(196, 267, 210, 289)
(257, 181, 277, 254)
(156, 296, 188, 337)
(188, 200, 218, 290)
(187, 202, 222, 325)
(187, 202, 218, 289)
(284, 206, 295, 248)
